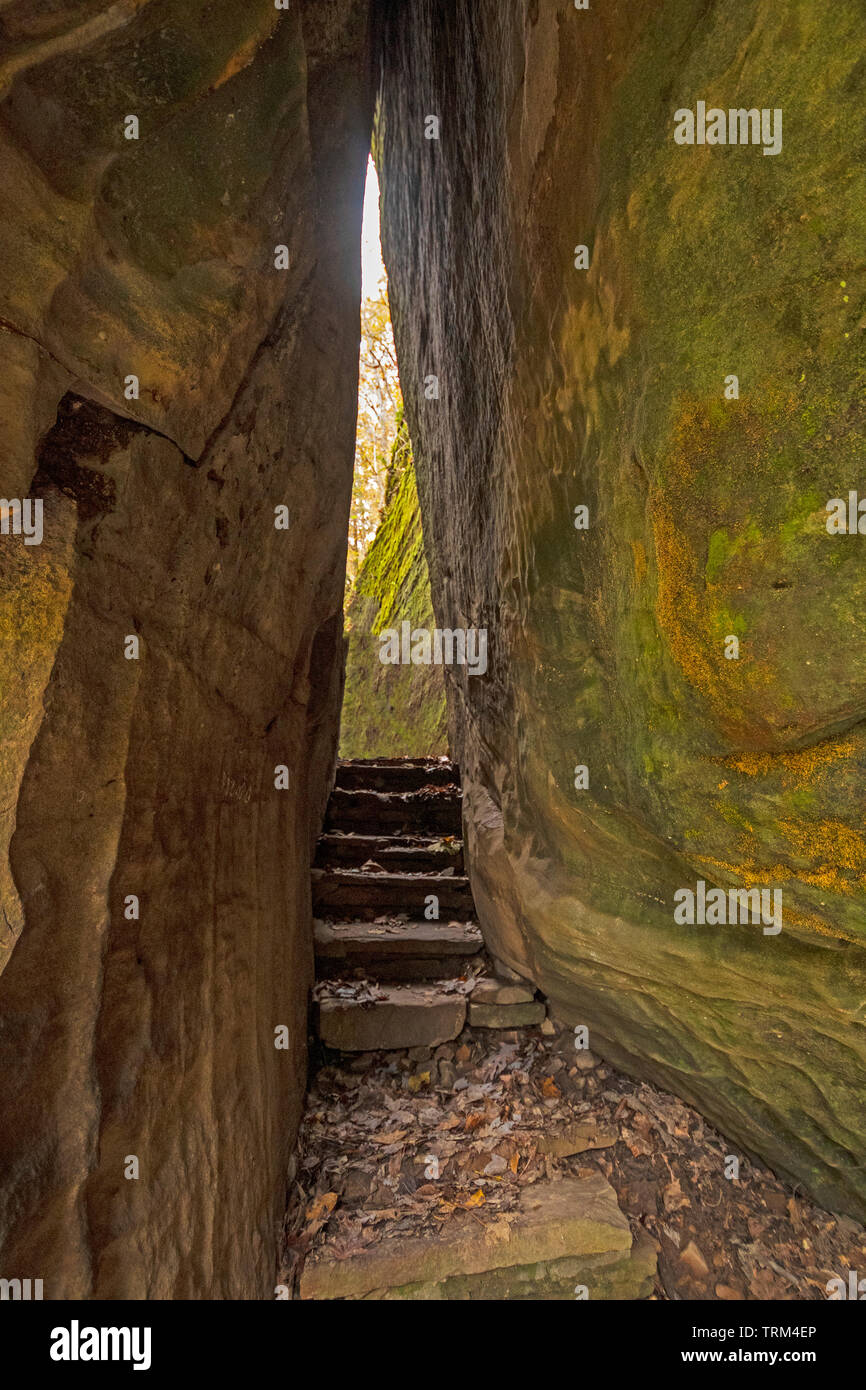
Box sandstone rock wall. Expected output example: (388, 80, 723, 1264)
(340, 418, 447, 757)
(0, 0, 372, 1296)
(378, 0, 866, 1217)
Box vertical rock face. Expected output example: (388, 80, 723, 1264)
(0, 0, 372, 1296)
(378, 0, 866, 1217)
(341, 419, 447, 757)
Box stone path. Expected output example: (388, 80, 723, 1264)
(289, 760, 866, 1302)
(311, 757, 543, 1050)
(297, 757, 657, 1299)
(287, 1020, 866, 1303)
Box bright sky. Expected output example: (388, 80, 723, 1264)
(361, 155, 386, 298)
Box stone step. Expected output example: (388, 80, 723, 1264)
(335, 759, 459, 793)
(315, 833, 464, 873)
(314, 982, 467, 1052)
(338, 755, 458, 769)
(311, 868, 475, 919)
(470, 975, 536, 1005)
(325, 787, 462, 836)
(315, 919, 483, 981)
(468, 1000, 546, 1028)
(466, 974, 544, 1028)
(299, 1174, 657, 1300)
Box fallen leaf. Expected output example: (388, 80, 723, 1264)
(304, 1191, 338, 1229)
(680, 1240, 709, 1280)
(436, 1114, 463, 1131)
(715, 1283, 743, 1301)
(625, 1129, 654, 1159)
(305, 1190, 337, 1221)
(663, 1178, 690, 1212)
(483, 1154, 508, 1176)
(372, 1129, 407, 1145)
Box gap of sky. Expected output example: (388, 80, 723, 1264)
(361, 156, 386, 299)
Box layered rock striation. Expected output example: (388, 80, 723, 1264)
(378, 0, 866, 1217)
(0, 0, 372, 1296)
(340, 417, 447, 757)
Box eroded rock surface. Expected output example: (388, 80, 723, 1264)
(340, 419, 447, 757)
(0, 0, 372, 1296)
(378, 0, 866, 1217)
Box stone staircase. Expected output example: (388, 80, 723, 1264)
(311, 757, 543, 1050)
(298, 757, 659, 1300)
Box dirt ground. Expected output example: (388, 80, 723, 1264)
(284, 1017, 866, 1301)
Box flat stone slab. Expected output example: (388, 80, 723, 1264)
(325, 788, 462, 835)
(471, 975, 535, 1005)
(364, 1231, 658, 1301)
(316, 834, 464, 872)
(315, 920, 482, 959)
(313, 867, 472, 893)
(300, 1174, 655, 1301)
(335, 761, 458, 792)
(315, 919, 483, 979)
(316, 917, 483, 961)
(468, 1000, 546, 1028)
(312, 868, 475, 917)
(315, 984, 467, 1052)
(535, 1119, 617, 1158)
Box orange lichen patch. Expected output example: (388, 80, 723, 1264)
(651, 497, 717, 698)
(665, 398, 718, 484)
(718, 736, 857, 785)
(694, 852, 816, 887)
(650, 396, 799, 726)
(651, 496, 770, 716)
(701, 818, 866, 901)
(696, 847, 856, 897)
(780, 906, 850, 943)
(665, 389, 798, 489)
(630, 538, 647, 584)
(739, 386, 799, 454)
(690, 855, 860, 944)
(777, 818, 866, 876)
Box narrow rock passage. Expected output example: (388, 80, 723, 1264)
(293, 756, 655, 1299)
(311, 757, 543, 1050)
(284, 761, 866, 1301)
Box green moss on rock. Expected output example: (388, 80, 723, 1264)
(378, 0, 866, 1217)
(340, 420, 448, 758)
